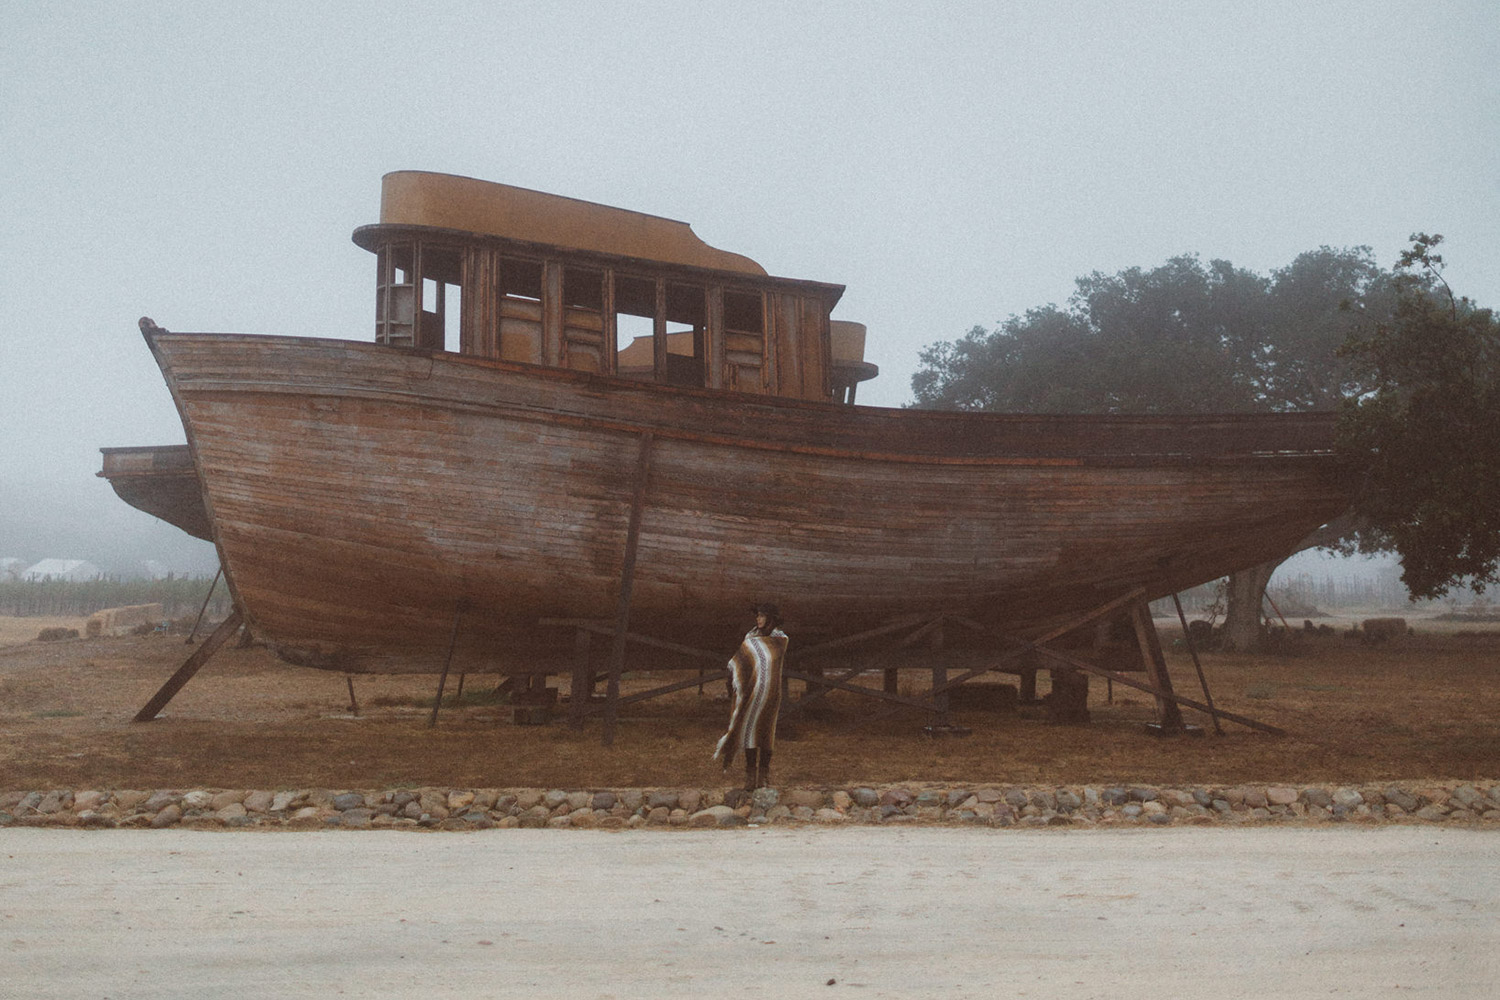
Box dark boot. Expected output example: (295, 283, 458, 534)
(743, 748, 759, 792)
(757, 749, 773, 789)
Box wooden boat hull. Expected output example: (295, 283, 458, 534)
(139, 332, 1354, 673)
(98, 445, 214, 541)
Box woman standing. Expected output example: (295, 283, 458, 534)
(713, 603, 788, 791)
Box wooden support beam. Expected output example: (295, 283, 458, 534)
(541, 618, 723, 663)
(1018, 657, 1038, 703)
(603, 433, 654, 746)
(935, 588, 1149, 707)
(862, 643, 1034, 727)
(802, 598, 1137, 721)
(569, 627, 592, 729)
(1032, 588, 1147, 647)
(542, 260, 564, 367)
(791, 614, 960, 712)
(1028, 641, 1285, 736)
(787, 661, 893, 712)
(928, 622, 949, 726)
(584, 670, 730, 712)
(783, 669, 936, 711)
(601, 269, 617, 375)
(652, 279, 668, 383)
(932, 589, 1150, 701)
(706, 284, 724, 389)
(345, 674, 359, 716)
(185, 565, 223, 644)
(926, 647, 1030, 699)
(943, 595, 1285, 735)
(1173, 592, 1223, 735)
(898, 616, 949, 649)
(427, 603, 464, 728)
(1131, 600, 1184, 731)
(133, 607, 244, 722)
(793, 613, 932, 659)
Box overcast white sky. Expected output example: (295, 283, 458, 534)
(2, 2, 1496, 572)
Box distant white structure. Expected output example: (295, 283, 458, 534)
(22, 559, 103, 582)
(0, 557, 25, 581)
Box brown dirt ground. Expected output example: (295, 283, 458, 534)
(2, 613, 1497, 791)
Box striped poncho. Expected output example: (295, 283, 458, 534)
(713, 627, 789, 768)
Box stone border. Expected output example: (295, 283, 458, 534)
(4, 782, 1498, 831)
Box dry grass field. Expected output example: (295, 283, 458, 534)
(1, 613, 1496, 791)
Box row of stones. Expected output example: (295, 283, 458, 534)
(3, 782, 1497, 831)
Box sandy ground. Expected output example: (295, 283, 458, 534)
(4, 618, 1498, 790)
(4, 826, 1496, 999)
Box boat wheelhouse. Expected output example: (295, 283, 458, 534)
(354, 171, 878, 402)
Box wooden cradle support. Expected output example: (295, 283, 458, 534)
(132, 607, 245, 722)
(788, 587, 1275, 737)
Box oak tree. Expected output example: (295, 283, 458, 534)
(911, 248, 1392, 649)
(1338, 234, 1500, 598)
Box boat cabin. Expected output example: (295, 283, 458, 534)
(352, 172, 878, 403)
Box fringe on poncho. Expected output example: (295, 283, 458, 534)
(712, 627, 788, 768)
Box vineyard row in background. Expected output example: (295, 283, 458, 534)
(0, 576, 232, 618)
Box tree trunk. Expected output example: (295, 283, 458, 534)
(1220, 513, 1357, 653)
(1223, 559, 1278, 652)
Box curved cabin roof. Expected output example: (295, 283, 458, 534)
(371, 171, 767, 275)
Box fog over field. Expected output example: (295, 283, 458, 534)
(3, 4, 1496, 578)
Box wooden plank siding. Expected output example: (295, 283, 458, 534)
(98, 445, 214, 542)
(360, 223, 842, 403)
(143, 331, 1354, 675)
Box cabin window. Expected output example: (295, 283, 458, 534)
(562, 266, 606, 372)
(376, 243, 416, 346)
(443, 282, 461, 352)
(409, 245, 462, 351)
(497, 256, 544, 364)
(663, 283, 706, 387)
(423, 277, 442, 349)
(613, 274, 658, 380)
(723, 289, 765, 391)
(611, 276, 709, 386)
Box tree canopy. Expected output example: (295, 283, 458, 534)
(1337, 234, 1500, 598)
(911, 247, 1391, 414)
(911, 237, 1500, 604)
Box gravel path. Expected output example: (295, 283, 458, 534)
(5, 826, 1497, 998)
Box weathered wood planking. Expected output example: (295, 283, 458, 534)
(141, 331, 1353, 674)
(98, 445, 214, 541)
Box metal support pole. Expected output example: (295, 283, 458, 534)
(345, 674, 359, 716)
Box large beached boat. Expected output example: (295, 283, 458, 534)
(102, 171, 1353, 681)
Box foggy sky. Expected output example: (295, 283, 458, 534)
(2, 3, 1496, 573)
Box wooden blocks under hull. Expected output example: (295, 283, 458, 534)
(510, 678, 557, 726)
